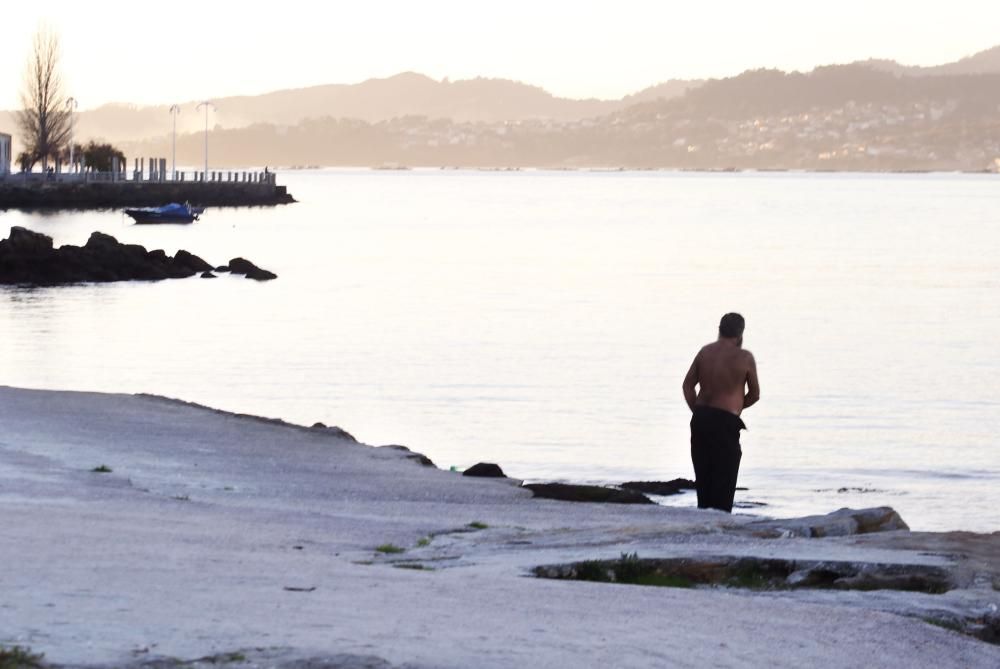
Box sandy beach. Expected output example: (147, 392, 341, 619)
(1, 385, 998, 668)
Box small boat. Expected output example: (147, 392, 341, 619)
(124, 202, 204, 224)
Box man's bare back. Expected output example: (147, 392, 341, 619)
(683, 339, 760, 416)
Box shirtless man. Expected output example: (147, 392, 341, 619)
(681, 313, 760, 512)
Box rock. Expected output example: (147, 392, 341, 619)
(2, 226, 53, 257)
(227, 257, 257, 274)
(733, 501, 768, 509)
(215, 265, 230, 272)
(173, 249, 213, 273)
(463, 463, 506, 478)
(83, 231, 120, 252)
(228, 256, 277, 281)
(246, 266, 277, 281)
(523, 483, 654, 504)
(310, 422, 357, 442)
(0, 226, 275, 286)
(744, 507, 910, 539)
(620, 478, 695, 496)
(201, 271, 217, 279)
(407, 453, 436, 467)
(378, 445, 435, 467)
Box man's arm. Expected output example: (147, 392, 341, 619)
(682, 353, 700, 412)
(743, 352, 760, 409)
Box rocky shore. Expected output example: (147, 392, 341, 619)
(0, 386, 997, 668)
(0, 226, 276, 285)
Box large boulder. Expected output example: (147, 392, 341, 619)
(744, 507, 910, 538)
(2, 226, 53, 257)
(463, 463, 506, 478)
(228, 257, 277, 281)
(523, 483, 654, 504)
(173, 249, 213, 273)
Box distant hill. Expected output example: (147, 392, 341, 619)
(620, 79, 703, 105)
(116, 60, 1000, 171)
(856, 45, 1000, 76)
(6, 46, 1000, 171)
(1, 73, 697, 151)
(622, 63, 1000, 120)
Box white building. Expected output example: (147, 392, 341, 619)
(0, 132, 11, 176)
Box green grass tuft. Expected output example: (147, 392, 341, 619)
(375, 543, 405, 554)
(416, 537, 431, 547)
(91, 465, 112, 473)
(394, 563, 435, 571)
(467, 521, 489, 530)
(574, 560, 612, 582)
(0, 645, 46, 669)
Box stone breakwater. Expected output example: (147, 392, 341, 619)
(0, 226, 276, 285)
(0, 180, 295, 210)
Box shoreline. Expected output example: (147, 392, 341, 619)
(1, 385, 997, 667)
(297, 164, 1000, 175)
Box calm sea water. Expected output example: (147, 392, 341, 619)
(2, 169, 998, 531)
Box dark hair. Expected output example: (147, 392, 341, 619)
(719, 313, 745, 339)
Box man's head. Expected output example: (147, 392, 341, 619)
(718, 312, 745, 342)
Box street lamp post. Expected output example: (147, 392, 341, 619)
(196, 101, 215, 181)
(169, 105, 181, 180)
(66, 97, 78, 173)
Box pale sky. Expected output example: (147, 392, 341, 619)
(3, 0, 999, 110)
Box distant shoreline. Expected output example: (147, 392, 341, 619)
(291, 164, 1000, 175)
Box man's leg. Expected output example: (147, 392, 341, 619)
(714, 442, 742, 512)
(691, 440, 710, 509)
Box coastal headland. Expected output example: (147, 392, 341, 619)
(1, 386, 997, 668)
(0, 180, 295, 211)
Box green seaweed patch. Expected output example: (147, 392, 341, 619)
(91, 465, 113, 473)
(467, 522, 489, 530)
(375, 543, 406, 554)
(0, 645, 46, 669)
(630, 573, 696, 588)
(206, 652, 247, 664)
(416, 537, 431, 547)
(394, 563, 435, 571)
(921, 616, 965, 633)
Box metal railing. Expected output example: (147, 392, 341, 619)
(0, 170, 277, 186)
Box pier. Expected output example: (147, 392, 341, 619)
(0, 158, 294, 210)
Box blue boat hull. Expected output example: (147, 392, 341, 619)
(124, 203, 204, 224)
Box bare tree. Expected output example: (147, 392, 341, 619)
(16, 26, 71, 171)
